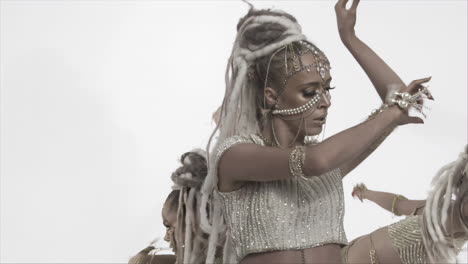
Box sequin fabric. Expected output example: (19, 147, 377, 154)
(214, 134, 348, 261)
(388, 215, 426, 264)
(388, 215, 466, 264)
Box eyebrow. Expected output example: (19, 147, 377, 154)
(296, 77, 332, 89)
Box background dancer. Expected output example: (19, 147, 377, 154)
(129, 150, 217, 264)
(343, 146, 468, 264)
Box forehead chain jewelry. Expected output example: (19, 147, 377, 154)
(278, 41, 331, 97)
(271, 41, 331, 116)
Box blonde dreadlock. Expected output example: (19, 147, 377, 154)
(422, 145, 468, 263)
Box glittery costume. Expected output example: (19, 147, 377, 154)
(387, 215, 428, 264)
(341, 213, 467, 264)
(388, 215, 466, 264)
(213, 134, 348, 262)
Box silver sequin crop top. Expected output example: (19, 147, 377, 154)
(214, 135, 348, 261)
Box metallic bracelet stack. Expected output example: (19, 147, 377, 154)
(368, 86, 429, 120)
(387, 88, 427, 111)
(391, 194, 408, 216)
(288, 145, 307, 179)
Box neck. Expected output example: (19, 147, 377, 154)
(262, 117, 304, 148)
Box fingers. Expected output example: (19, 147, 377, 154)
(407, 77, 431, 94)
(426, 89, 435, 100)
(335, 0, 349, 9)
(407, 116, 424, 125)
(336, 0, 359, 11)
(350, 0, 360, 11)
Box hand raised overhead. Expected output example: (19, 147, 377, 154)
(335, 0, 360, 42)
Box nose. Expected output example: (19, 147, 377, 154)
(317, 90, 331, 109)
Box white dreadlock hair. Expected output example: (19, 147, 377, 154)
(130, 149, 209, 264)
(422, 145, 468, 263)
(200, 5, 311, 264)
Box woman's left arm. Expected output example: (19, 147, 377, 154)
(335, 0, 408, 101)
(334, 0, 431, 176)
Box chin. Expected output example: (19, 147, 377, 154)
(306, 126, 322, 136)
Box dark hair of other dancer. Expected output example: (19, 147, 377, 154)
(129, 150, 215, 264)
(200, 0, 433, 263)
(345, 146, 468, 264)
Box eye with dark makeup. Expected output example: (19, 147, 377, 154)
(325, 86, 336, 93)
(303, 86, 336, 97)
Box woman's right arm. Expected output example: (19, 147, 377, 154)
(219, 104, 412, 189)
(219, 73, 428, 190)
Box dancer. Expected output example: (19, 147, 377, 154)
(200, 0, 433, 263)
(129, 150, 217, 264)
(344, 146, 468, 264)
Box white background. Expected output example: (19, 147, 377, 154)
(1, 0, 466, 263)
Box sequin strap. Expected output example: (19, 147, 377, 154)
(214, 135, 256, 168)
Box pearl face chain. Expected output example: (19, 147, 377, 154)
(272, 93, 321, 116)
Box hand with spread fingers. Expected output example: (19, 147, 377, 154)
(392, 76, 433, 126)
(335, 0, 360, 43)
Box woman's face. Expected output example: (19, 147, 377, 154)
(162, 202, 178, 252)
(276, 53, 332, 136)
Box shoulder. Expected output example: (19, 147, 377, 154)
(214, 134, 263, 162)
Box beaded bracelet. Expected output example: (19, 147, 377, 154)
(368, 85, 429, 121)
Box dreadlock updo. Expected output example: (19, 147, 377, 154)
(162, 150, 208, 213)
(171, 150, 208, 190)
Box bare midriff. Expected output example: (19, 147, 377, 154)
(240, 244, 343, 264)
(344, 227, 401, 264)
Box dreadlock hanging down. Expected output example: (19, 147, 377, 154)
(199, 5, 314, 264)
(422, 145, 468, 263)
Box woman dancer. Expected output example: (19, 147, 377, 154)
(345, 146, 468, 264)
(199, 0, 433, 263)
(129, 150, 216, 264)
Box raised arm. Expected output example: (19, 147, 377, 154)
(335, 0, 409, 101)
(218, 92, 425, 192)
(334, 0, 432, 176)
(352, 184, 426, 216)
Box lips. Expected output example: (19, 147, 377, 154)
(313, 115, 327, 122)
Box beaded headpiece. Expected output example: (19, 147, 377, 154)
(265, 41, 331, 116)
(277, 41, 331, 95)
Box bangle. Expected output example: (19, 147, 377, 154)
(289, 145, 306, 179)
(391, 194, 408, 216)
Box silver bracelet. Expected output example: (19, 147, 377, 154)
(289, 145, 307, 178)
